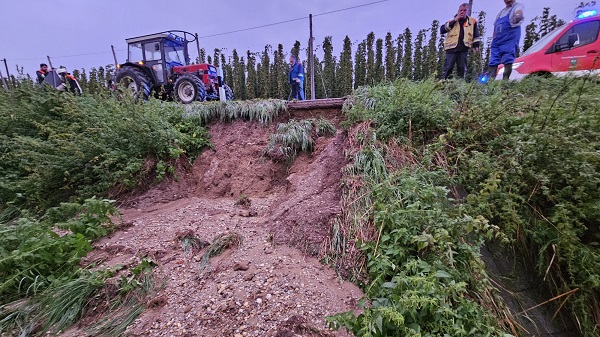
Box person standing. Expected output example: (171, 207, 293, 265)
(36, 63, 49, 85)
(441, 3, 481, 80)
(487, 0, 525, 80)
(288, 55, 305, 100)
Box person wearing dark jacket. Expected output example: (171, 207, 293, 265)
(288, 55, 305, 100)
(440, 3, 481, 79)
(36, 63, 49, 85)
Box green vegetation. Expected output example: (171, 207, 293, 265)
(0, 86, 210, 214)
(264, 118, 336, 163)
(328, 77, 600, 336)
(197, 232, 243, 274)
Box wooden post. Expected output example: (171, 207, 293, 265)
(309, 14, 315, 100)
(0, 68, 9, 90)
(2, 59, 15, 88)
(468, 0, 473, 16)
(46, 55, 54, 70)
(195, 33, 201, 64)
(111, 45, 119, 67)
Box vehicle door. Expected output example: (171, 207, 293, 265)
(143, 41, 166, 84)
(548, 19, 600, 74)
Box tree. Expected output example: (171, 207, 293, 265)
(426, 20, 440, 78)
(395, 33, 405, 79)
(322, 36, 336, 98)
(365, 32, 376, 85)
(385, 32, 396, 82)
(232, 49, 246, 100)
(259, 45, 271, 98)
(354, 41, 367, 88)
(437, 31, 445, 79)
(291, 41, 301, 60)
(88, 67, 99, 95)
(413, 29, 426, 80)
(400, 28, 413, 79)
(213, 49, 221, 67)
(198, 48, 206, 63)
(338, 36, 353, 96)
(374, 38, 384, 84)
(246, 51, 257, 99)
(221, 54, 233, 90)
(467, 12, 486, 80)
(273, 44, 288, 99)
(539, 7, 551, 38)
(523, 21, 539, 52)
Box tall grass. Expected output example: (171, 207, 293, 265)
(264, 118, 336, 163)
(184, 98, 287, 125)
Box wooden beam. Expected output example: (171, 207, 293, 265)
(286, 98, 345, 110)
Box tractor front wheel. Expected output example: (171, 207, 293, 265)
(174, 74, 206, 104)
(114, 67, 152, 101)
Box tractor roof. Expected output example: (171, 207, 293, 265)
(125, 31, 190, 45)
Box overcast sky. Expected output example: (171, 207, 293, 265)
(0, 0, 579, 78)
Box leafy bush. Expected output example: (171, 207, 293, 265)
(344, 79, 455, 143)
(329, 136, 508, 336)
(0, 86, 210, 213)
(0, 198, 116, 303)
(445, 77, 600, 336)
(333, 77, 600, 337)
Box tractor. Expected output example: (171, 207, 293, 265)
(113, 30, 233, 103)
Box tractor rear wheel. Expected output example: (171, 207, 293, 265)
(174, 74, 206, 104)
(223, 83, 234, 100)
(114, 67, 152, 101)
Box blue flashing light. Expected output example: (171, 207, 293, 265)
(479, 73, 489, 83)
(578, 10, 597, 18)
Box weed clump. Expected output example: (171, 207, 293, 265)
(264, 118, 336, 163)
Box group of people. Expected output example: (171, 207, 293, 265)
(442, 0, 524, 80)
(285, 0, 524, 101)
(36, 63, 82, 94)
(32, 0, 520, 100)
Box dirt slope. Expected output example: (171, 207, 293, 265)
(76, 112, 362, 337)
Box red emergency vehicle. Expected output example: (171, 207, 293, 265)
(497, 4, 600, 80)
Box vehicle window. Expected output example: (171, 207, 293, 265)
(523, 27, 564, 56)
(553, 20, 600, 51)
(164, 40, 184, 65)
(143, 43, 162, 61)
(128, 43, 143, 62)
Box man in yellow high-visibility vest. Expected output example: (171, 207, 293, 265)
(440, 3, 481, 79)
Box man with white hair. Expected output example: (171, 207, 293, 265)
(440, 3, 481, 80)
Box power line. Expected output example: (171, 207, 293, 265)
(6, 49, 126, 62)
(199, 0, 390, 39)
(313, 0, 390, 17)
(4, 0, 390, 63)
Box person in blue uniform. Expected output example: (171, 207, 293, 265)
(288, 56, 305, 100)
(487, 0, 525, 80)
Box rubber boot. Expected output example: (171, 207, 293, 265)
(487, 65, 499, 81)
(503, 63, 513, 80)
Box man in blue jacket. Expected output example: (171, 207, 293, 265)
(288, 55, 305, 100)
(487, 0, 525, 80)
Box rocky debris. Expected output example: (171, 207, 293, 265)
(68, 117, 361, 337)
